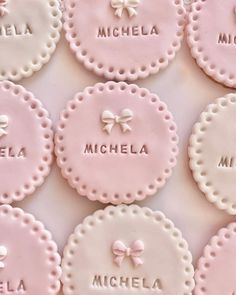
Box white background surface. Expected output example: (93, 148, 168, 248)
(15, 29, 236, 293)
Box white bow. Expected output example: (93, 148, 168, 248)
(0, 0, 8, 17)
(101, 109, 133, 134)
(112, 240, 144, 267)
(0, 246, 7, 269)
(110, 0, 140, 18)
(0, 115, 8, 138)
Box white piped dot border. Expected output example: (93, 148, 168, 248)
(62, 205, 195, 295)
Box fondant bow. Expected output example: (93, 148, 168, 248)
(0, 0, 8, 17)
(110, 0, 140, 18)
(0, 246, 7, 269)
(112, 240, 144, 267)
(101, 109, 133, 134)
(0, 115, 8, 138)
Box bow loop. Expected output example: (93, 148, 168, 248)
(110, 0, 140, 18)
(112, 240, 144, 267)
(0, 0, 8, 17)
(101, 109, 133, 134)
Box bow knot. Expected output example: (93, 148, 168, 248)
(101, 109, 133, 134)
(0, 115, 8, 138)
(110, 0, 140, 18)
(112, 240, 144, 267)
(0, 0, 9, 17)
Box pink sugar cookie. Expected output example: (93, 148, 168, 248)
(55, 82, 178, 204)
(63, 0, 185, 81)
(0, 81, 53, 204)
(0, 205, 61, 294)
(62, 205, 195, 295)
(188, 0, 236, 88)
(195, 223, 236, 295)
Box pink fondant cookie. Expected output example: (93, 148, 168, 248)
(0, 205, 61, 294)
(195, 223, 236, 295)
(0, 0, 62, 81)
(0, 81, 53, 204)
(63, 0, 185, 81)
(188, 0, 236, 88)
(189, 93, 236, 214)
(55, 82, 178, 204)
(62, 205, 194, 295)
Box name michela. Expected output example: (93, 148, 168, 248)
(97, 25, 159, 38)
(83, 143, 149, 155)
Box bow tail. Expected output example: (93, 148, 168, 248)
(121, 123, 131, 133)
(132, 257, 143, 267)
(115, 7, 123, 18)
(127, 7, 137, 18)
(114, 255, 124, 267)
(0, 7, 8, 16)
(103, 123, 114, 134)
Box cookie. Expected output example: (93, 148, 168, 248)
(189, 93, 236, 214)
(195, 222, 236, 295)
(55, 82, 178, 204)
(62, 205, 195, 295)
(0, 204, 61, 294)
(0, 81, 53, 204)
(0, 0, 62, 81)
(188, 0, 236, 88)
(63, 0, 185, 81)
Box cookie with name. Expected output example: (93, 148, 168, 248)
(0, 81, 53, 204)
(55, 82, 178, 204)
(0, 0, 61, 81)
(63, 0, 185, 81)
(62, 205, 194, 295)
(189, 93, 236, 214)
(0, 205, 61, 294)
(195, 222, 236, 295)
(188, 0, 236, 88)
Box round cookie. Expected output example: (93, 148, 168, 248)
(0, 0, 62, 81)
(0, 204, 61, 294)
(62, 205, 195, 295)
(189, 93, 236, 214)
(63, 0, 185, 81)
(55, 82, 178, 204)
(0, 81, 53, 204)
(188, 0, 236, 88)
(195, 223, 236, 295)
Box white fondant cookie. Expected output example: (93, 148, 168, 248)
(189, 93, 236, 214)
(55, 82, 178, 204)
(0, 0, 62, 81)
(63, 0, 185, 81)
(0, 81, 53, 204)
(62, 205, 195, 295)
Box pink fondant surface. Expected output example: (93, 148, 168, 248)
(195, 223, 236, 294)
(188, 0, 236, 88)
(0, 81, 53, 204)
(0, 205, 61, 295)
(63, 0, 185, 80)
(55, 82, 178, 204)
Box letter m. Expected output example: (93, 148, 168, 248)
(97, 28, 106, 38)
(218, 33, 227, 44)
(92, 275, 102, 287)
(218, 156, 230, 167)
